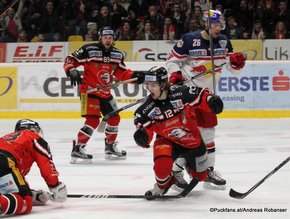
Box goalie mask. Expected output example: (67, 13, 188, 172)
(15, 119, 43, 137)
(203, 9, 225, 30)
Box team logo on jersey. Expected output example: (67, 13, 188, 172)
(214, 48, 228, 56)
(168, 127, 187, 139)
(88, 51, 102, 57)
(170, 99, 183, 109)
(148, 107, 162, 119)
(189, 49, 207, 57)
(188, 86, 198, 95)
(73, 48, 83, 56)
(219, 40, 227, 49)
(100, 72, 111, 84)
(176, 39, 184, 48)
(110, 52, 122, 59)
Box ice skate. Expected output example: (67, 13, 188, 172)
(104, 140, 126, 160)
(171, 170, 189, 192)
(70, 140, 93, 164)
(203, 167, 226, 190)
(144, 183, 168, 200)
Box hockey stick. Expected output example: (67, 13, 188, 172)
(97, 97, 146, 133)
(229, 156, 290, 199)
(97, 63, 226, 133)
(185, 63, 226, 83)
(206, 0, 216, 94)
(0, 0, 20, 17)
(67, 177, 199, 200)
(87, 78, 137, 93)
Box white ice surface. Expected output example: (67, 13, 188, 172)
(0, 118, 289, 219)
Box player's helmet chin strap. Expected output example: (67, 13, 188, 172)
(158, 82, 168, 99)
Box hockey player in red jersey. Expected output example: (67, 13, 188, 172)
(166, 9, 246, 189)
(133, 66, 224, 197)
(64, 26, 145, 163)
(0, 119, 67, 216)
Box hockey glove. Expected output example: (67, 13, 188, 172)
(132, 71, 146, 84)
(207, 95, 224, 114)
(229, 52, 246, 70)
(134, 128, 150, 148)
(49, 182, 67, 202)
(68, 68, 82, 86)
(169, 71, 184, 85)
(31, 189, 51, 206)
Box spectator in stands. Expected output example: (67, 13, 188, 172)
(0, 0, 25, 42)
(84, 22, 98, 41)
(86, 7, 99, 24)
(184, 18, 200, 33)
(251, 20, 266, 39)
(38, 0, 62, 41)
(191, 5, 204, 30)
(17, 29, 28, 42)
(144, 4, 163, 40)
(108, 0, 128, 30)
(127, 0, 150, 19)
(126, 10, 141, 33)
(275, 0, 290, 30)
(235, 0, 254, 39)
(170, 3, 186, 39)
(37, 33, 46, 42)
(66, 0, 87, 39)
(115, 20, 136, 40)
(96, 5, 112, 30)
(263, 0, 276, 34)
(21, 0, 42, 41)
(162, 16, 175, 41)
(269, 20, 290, 39)
(225, 16, 242, 39)
(136, 20, 158, 40)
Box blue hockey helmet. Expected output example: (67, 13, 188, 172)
(203, 9, 225, 29)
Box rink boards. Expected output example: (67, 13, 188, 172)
(0, 61, 290, 119)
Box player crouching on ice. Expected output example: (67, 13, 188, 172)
(133, 66, 224, 198)
(0, 119, 67, 216)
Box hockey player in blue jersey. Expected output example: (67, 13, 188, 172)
(166, 9, 246, 190)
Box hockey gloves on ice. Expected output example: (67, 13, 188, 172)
(68, 68, 82, 86)
(134, 128, 150, 148)
(49, 182, 67, 202)
(207, 95, 224, 114)
(132, 71, 146, 84)
(169, 71, 184, 85)
(229, 52, 246, 70)
(31, 189, 51, 206)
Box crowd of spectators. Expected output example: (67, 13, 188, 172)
(0, 0, 289, 43)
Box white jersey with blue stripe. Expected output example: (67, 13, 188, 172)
(166, 30, 236, 91)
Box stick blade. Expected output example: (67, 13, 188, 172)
(229, 188, 247, 199)
(180, 177, 199, 197)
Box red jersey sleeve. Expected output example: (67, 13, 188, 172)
(63, 55, 81, 75)
(32, 137, 60, 187)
